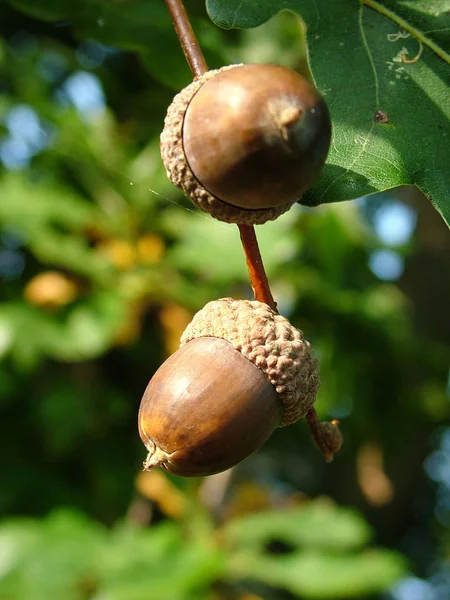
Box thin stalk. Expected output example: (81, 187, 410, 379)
(164, 0, 275, 309)
(239, 225, 277, 310)
(306, 408, 342, 462)
(164, 0, 207, 77)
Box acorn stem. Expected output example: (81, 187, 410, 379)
(164, 1, 276, 311)
(239, 224, 277, 311)
(164, 0, 208, 78)
(306, 408, 343, 462)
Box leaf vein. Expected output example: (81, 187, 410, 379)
(360, 0, 450, 64)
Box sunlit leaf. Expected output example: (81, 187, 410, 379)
(223, 501, 372, 551)
(231, 548, 407, 599)
(207, 0, 450, 226)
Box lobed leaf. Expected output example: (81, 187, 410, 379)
(207, 0, 450, 226)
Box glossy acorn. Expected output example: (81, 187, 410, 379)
(161, 63, 332, 225)
(138, 298, 321, 477)
(138, 336, 282, 476)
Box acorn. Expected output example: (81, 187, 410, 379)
(160, 63, 331, 225)
(138, 298, 330, 477)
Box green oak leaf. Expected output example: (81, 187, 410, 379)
(223, 503, 372, 551)
(230, 549, 406, 599)
(207, 0, 450, 226)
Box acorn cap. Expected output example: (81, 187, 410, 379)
(160, 65, 295, 225)
(180, 298, 319, 426)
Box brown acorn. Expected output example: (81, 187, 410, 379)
(160, 63, 331, 225)
(138, 298, 323, 477)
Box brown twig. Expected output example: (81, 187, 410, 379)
(164, 0, 207, 78)
(239, 225, 277, 310)
(306, 408, 343, 462)
(164, 0, 275, 309)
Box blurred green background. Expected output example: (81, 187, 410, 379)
(0, 1, 449, 599)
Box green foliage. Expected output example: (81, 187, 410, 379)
(6, 0, 449, 224)
(0, 1, 449, 599)
(230, 550, 405, 599)
(0, 502, 407, 600)
(223, 501, 372, 550)
(167, 208, 300, 283)
(0, 509, 223, 600)
(207, 0, 450, 226)
(224, 502, 406, 598)
(6, 0, 228, 90)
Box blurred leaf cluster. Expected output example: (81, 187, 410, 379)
(0, 497, 406, 600)
(0, 1, 449, 599)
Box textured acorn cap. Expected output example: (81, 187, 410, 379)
(180, 298, 319, 426)
(160, 65, 295, 225)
